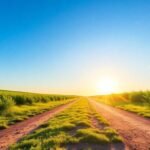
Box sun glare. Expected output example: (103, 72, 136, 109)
(97, 77, 119, 95)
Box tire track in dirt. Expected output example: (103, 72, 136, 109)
(0, 100, 77, 150)
(89, 98, 150, 150)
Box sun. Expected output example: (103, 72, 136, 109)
(97, 77, 119, 95)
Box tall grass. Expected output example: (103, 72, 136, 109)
(96, 91, 150, 105)
(0, 90, 76, 105)
(95, 91, 150, 117)
(0, 96, 15, 115)
(0, 90, 76, 129)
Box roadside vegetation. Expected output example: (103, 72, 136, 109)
(95, 91, 150, 118)
(10, 98, 122, 150)
(0, 90, 76, 129)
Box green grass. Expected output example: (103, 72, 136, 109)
(118, 104, 150, 117)
(95, 91, 150, 118)
(0, 90, 76, 129)
(0, 90, 76, 105)
(0, 101, 74, 129)
(10, 98, 122, 150)
(76, 128, 110, 144)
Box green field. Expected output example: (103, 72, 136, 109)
(95, 91, 150, 118)
(10, 98, 122, 149)
(0, 90, 75, 129)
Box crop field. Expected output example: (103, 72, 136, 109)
(95, 91, 150, 118)
(10, 98, 122, 150)
(0, 90, 75, 129)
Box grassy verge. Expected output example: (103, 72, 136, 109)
(0, 100, 74, 129)
(94, 91, 150, 118)
(10, 98, 122, 150)
(0, 90, 76, 129)
(117, 104, 150, 117)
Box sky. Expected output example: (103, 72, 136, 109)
(0, 0, 150, 95)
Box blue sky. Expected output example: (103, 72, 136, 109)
(0, 0, 150, 95)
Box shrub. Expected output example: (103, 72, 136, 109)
(142, 91, 150, 104)
(0, 96, 15, 115)
(129, 92, 144, 103)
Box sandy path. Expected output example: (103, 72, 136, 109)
(0, 100, 77, 150)
(89, 98, 150, 150)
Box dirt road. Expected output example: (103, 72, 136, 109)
(89, 98, 150, 150)
(0, 100, 77, 150)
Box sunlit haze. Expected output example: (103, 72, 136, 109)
(0, 0, 150, 95)
(96, 77, 120, 95)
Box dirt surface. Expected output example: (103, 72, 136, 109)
(89, 98, 150, 150)
(89, 111, 126, 150)
(0, 100, 77, 150)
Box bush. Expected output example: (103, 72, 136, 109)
(129, 92, 144, 103)
(13, 96, 26, 105)
(0, 96, 15, 115)
(142, 91, 150, 104)
(129, 91, 150, 104)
